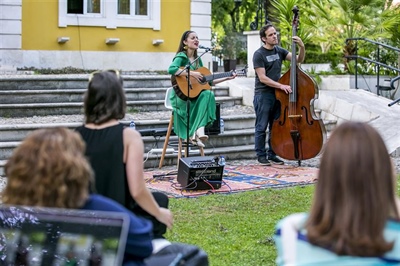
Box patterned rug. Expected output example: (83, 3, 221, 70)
(144, 164, 318, 198)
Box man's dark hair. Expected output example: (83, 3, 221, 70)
(259, 24, 275, 39)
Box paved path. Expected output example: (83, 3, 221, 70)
(320, 89, 400, 155)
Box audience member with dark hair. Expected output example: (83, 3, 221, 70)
(2, 127, 154, 266)
(274, 121, 400, 265)
(75, 70, 173, 243)
(76, 69, 211, 265)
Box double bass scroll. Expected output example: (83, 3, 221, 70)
(270, 6, 326, 165)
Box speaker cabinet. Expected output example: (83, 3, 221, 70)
(205, 103, 221, 135)
(177, 156, 224, 190)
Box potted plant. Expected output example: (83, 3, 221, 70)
(220, 31, 242, 72)
(211, 32, 222, 72)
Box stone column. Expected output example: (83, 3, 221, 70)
(243, 30, 261, 77)
(0, 0, 22, 73)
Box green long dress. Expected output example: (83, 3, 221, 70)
(167, 52, 216, 140)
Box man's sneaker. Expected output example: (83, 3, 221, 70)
(257, 156, 271, 166)
(268, 155, 284, 165)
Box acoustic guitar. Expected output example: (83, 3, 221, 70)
(171, 66, 247, 100)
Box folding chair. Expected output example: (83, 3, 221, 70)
(158, 87, 204, 169)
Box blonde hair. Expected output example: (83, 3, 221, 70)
(3, 127, 93, 209)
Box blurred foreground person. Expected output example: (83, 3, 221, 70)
(76, 70, 173, 241)
(2, 127, 153, 266)
(274, 121, 400, 265)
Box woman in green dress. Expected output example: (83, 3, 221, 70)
(168, 30, 236, 147)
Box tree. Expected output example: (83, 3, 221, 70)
(212, 0, 259, 32)
(212, 0, 257, 61)
(211, 0, 400, 72)
(269, 0, 400, 71)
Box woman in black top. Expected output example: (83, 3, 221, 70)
(76, 70, 173, 239)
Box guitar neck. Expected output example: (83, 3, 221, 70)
(203, 71, 232, 82)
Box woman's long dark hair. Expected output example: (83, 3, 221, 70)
(84, 71, 126, 124)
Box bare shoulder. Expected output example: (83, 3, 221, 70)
(123, 127, 143, 144)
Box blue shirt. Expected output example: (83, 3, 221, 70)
(274, 213, 400, 265)
(82, 194, 153, 266)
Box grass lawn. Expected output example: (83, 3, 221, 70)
(166, 185, 314, 265)
(166, 177, 400, 265)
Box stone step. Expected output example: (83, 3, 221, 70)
(143, 128, 255, 153)
(0, 128, 255, 161)
(0, 115, 255, 176)
(0, 74, 172, 90)
(0, 116, 337, 175)
(0, 144, 257, 176)
(0, 112, 335, 144)
(0, 87, 230, 104)
(0, 95, 243, 117)
(0, 115, 257, 159)
(146, 144, 257, 169)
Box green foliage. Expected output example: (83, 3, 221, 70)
(343, 39, 400, 75)
(304, 50, 343, 65)
(304, 67, 323, 85)
(220, 31, 243, 59)
(212, 0, 258, 33)
(211, 0, 258, 60)
(265, 0, 400, 75)
(126, 107, 139, 113)
(237, 50, 248, 64)
(211, 0, 400, 61)
(303, 51, 329, 64)
(17, 66, 97, 74)
(166, 186, 314, 265)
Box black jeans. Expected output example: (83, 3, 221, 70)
(253, 91, 280, 158)
(130, 192, 169, 239)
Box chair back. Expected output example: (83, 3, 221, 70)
(164, 87, 174, 110)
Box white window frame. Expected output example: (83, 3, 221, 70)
(58, 0, 160, 30)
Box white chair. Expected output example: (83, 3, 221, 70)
(158, 87, 204, 168)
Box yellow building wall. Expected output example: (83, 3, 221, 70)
(22, 0, 191, 52)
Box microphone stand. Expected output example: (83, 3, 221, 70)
(176, 48, 211, 157)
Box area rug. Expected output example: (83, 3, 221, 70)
(144, 164, 318, 198)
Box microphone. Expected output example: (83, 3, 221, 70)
(198, 45, 213, 51)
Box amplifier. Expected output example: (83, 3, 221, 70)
(177, 156, 224, 190)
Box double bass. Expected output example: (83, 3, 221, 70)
(271, 6, 326, 166)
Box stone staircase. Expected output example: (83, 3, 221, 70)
(0, 74, 336, 175)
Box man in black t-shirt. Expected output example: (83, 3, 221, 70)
(252, 24, 305, 165)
